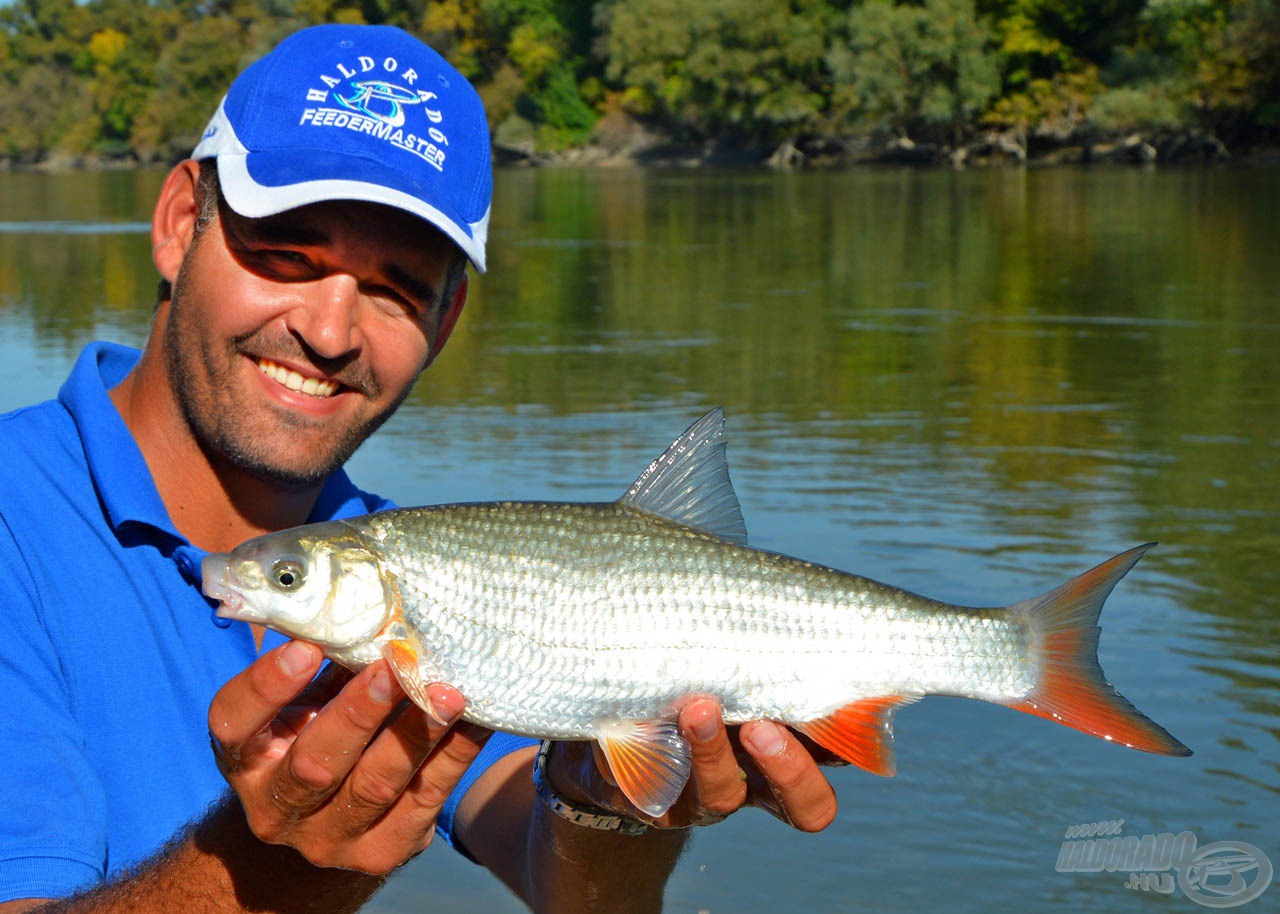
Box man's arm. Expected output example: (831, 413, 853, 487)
(3, 643, 840, 914)
(1, 641, 488, 914)
(0, 797, 385, 914)
(453, 699, 840, 913)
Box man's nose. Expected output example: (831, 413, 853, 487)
(288, 274, 362, 360)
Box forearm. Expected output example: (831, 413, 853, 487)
(25, 795, 384, 914)
(522, 802, 688, 914)
(456, 749, 688, 914)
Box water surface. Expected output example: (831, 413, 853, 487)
(1, 164, 1276, 912)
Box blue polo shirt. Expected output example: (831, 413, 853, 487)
(0, 342, 532, 902)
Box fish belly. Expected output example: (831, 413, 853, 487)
(360, 503, 1037, 738)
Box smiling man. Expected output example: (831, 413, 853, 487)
(0, 24, 840, 914)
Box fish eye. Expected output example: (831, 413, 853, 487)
(270, 559, 305, 592)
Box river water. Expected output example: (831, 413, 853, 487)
(1, 164, 1276, 912)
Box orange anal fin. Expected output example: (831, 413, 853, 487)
(381, 638, 432, 714)
(795, 695, 921, 777)
(592, 718, 692, 818)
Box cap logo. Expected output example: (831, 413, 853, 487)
(335, 80, 421, 127)
(299, 54, 448, 172)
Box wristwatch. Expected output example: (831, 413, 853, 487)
(532, 740, 650, 836)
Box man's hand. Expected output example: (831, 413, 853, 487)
(546, 699, 839, 833)
(207, 640, 492, 874)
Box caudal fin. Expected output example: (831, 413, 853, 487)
(1009, 543, 1191, 756)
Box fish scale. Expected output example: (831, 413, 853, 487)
(356, 501, 1034, 737)
(203, 408, 1191, 817)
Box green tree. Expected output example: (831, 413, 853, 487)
(132, 15, 275, 158)
(1150, 0, 1280, 131)
(0, 63, 78, 159)
(828, 0, 1001, 138)
(603, 0, 829, 141)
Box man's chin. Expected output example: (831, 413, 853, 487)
(212, 433, 358, 492)
(240, 459, 344, 492)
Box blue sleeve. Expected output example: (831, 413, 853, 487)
(436, 732, 539, 861)
(0, 513, 106, 902)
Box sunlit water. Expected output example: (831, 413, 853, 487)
(1, 165, 1276, 913)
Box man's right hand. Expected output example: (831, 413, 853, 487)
(207, 640, 492, 875)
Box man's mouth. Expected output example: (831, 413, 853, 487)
(256, 358, 341, 398)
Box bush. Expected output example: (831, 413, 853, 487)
(1089, 84, 1187, 130)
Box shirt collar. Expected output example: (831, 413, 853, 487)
(58, 341, 370, 540)
(60, 342, 179, 538)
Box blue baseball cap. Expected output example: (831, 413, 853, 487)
(192, 24, 490, 271)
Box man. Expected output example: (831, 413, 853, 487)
(0, 24, 838, 914)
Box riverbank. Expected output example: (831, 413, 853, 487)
(497, 112, 1278, 169)
(5, 119, 1277, 173)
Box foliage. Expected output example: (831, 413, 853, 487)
(602, 0, 828, 141)
(0, 0, 1276, 162)
(1088, 84, 1184, 129)
(828, 0, 1001, 136)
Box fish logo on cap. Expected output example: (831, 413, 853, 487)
(336, 80, 423, 127)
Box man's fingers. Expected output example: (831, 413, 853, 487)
(332, 683, 468, 833)
(680, 699, 747, 819)
(375, 721, 492, 852)
(266, 661, 403, 816)
(295, 658, 356, 704)
(739, 721, 838, 833)
(208, 641, 323, 757)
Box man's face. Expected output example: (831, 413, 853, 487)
(162, 196, 461, 490)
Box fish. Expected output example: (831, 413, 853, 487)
(201, 409, 1191, 817)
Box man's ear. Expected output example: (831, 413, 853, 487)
(152, 160, 204, 288)
(424, 272, 469, 368)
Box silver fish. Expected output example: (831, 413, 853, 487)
(202, 409, 1190, 816)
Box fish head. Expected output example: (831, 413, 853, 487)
(201, 520, 392, 651)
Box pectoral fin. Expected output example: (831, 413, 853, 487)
(381, 638, 433, 714)
(795, 695, 921, 777)
(592, 718, 692, 818)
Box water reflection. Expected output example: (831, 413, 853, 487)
(0, 164, 1276, 913)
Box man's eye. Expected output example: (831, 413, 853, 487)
(262, 249, 310, 266)
(370, 285, 424, 317)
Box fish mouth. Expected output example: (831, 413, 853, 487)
(201, 554, 265, 623)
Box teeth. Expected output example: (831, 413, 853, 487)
(257, 359, 339, 398)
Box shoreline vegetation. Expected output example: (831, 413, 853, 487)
(3, 0, 1278, 173)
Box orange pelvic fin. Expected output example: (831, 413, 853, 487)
(592, 718, 692, 818)
(1011, 543, 1191, 757)
(382, 638, 432, 713)
(795, 695, 921, 777)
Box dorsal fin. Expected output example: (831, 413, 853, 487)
(618, 408, 748, 545)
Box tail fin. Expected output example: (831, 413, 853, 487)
(1009, 544, 1191, 756)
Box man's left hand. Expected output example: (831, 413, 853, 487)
(546, 699, 839, 832)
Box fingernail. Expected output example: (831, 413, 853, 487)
(743, 721, 786, 757)
(368, 667, 397, 704)
(278, 641, 316, 678)
(425, 684, 461, 726)
(688, 705, 718, 743)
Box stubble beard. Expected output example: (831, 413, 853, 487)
(162, 258, 414, 493)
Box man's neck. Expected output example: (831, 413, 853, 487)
(109, 345, 324, 554)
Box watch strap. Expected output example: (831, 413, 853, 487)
(532, 740, 650, 836)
